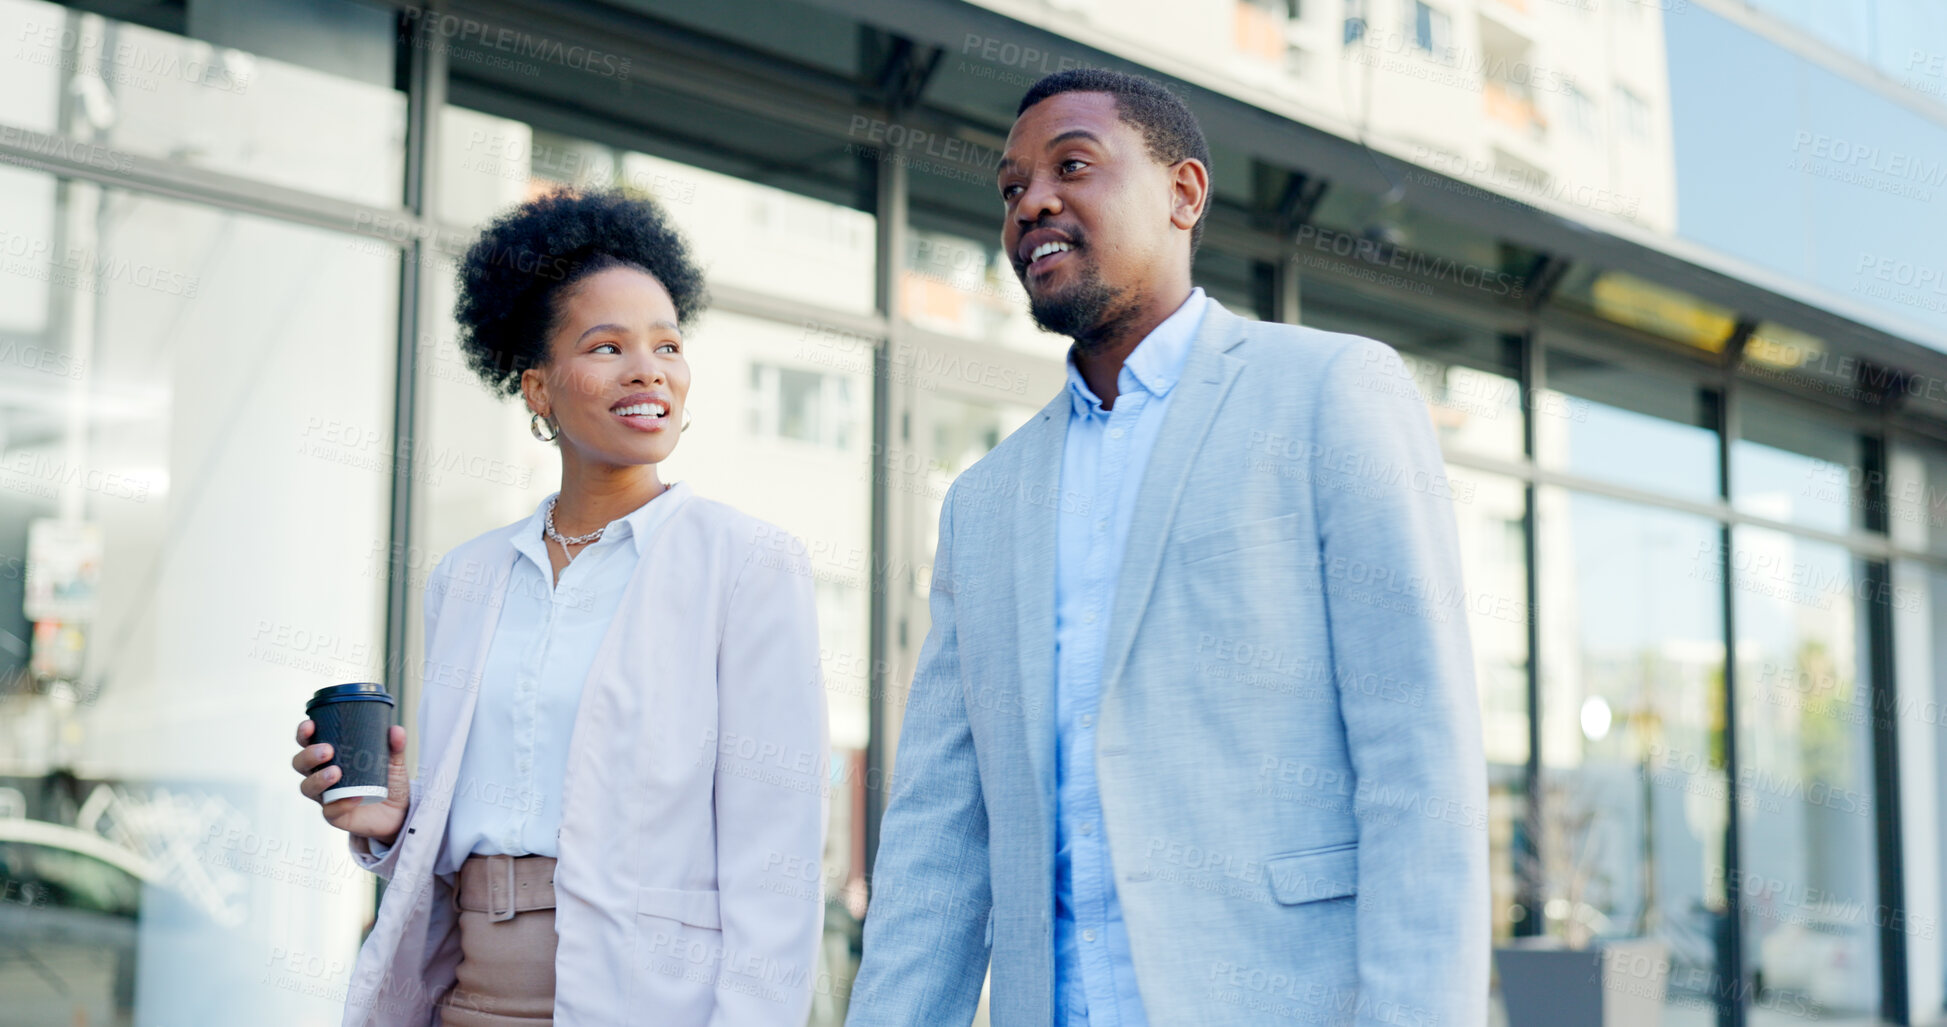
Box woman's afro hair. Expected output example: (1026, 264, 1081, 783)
(453, 187, 708, 398)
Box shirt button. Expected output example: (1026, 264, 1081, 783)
(1080, 714, 1093, 728)
(1083, 929, 1097, 942)
(518, 758, 532, 772)
(1094, 519, 1106, 533)
(1084, 611, 1096, 624)
(1108, 428, 1124, 440)
(1081, 821, 1095, 835)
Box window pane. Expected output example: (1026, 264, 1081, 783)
(901, 225, 1042, 353)
(1453, 472, 1530, 942)
(0, 171, 398, 1023)
(880, 392, 1037, 762)
(1729, 528, 1879, 1015)
(1300, 277, 1525, 461)
(1891, 559, 1947, 1017)
(1889, 438, 1947, 555)
(1538, 489, 1731, 1012)
(677, 309, 868, 1021)
(437, 106, 876, 315)
(662, 311, 871, 748)
(1733, 393, 1869, 535)
(1195, 247, 1268, 322)
(1540, 347, 1721, 502)
(1, 0, 406, 206)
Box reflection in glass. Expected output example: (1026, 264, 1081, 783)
(749, 363, 859, 449)
(1731, 528, 1879, 1016)
(1732, 393, 1867, 535)
(1888, 439, 1947, 555)
(667, 310, 874, 1026)
(1742, 322, 1825, 374)
(0, 172, 398, 1024)
(0, 0, 406, 206)
(1193, 247, 1265, 322)
(437, 105, 877, 315)
(1891, 559, 1947, 1019)
(1301, 279, 1524, 460)
(1450, 472, 1530, 941)
(1551, 266, 1737, 353)
(1539, 348, 1721, 502)
(883, 393, 1036, 751)
(901, 226, 1043, 353)
(874, 389, 1034, 1027)
(1307, 180, 1524, 280)
(1538, 489, 1729, 1014)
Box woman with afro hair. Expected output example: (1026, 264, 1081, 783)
(293, 188, 830, 1026)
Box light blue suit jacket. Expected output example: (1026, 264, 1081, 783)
(847, 300, 1489, 1027)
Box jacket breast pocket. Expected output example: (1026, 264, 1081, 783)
(633, 885, 723, 1020)
(1175, 512, 1308, 566)
(1264, 841, 1358, 905)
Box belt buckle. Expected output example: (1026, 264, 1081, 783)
(487, 853, 517, 922)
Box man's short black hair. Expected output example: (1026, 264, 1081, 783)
(1016, 68, 1211, 256)
(454, 187, 707, 399)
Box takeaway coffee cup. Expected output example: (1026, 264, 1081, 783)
(305, 682, 396, 805)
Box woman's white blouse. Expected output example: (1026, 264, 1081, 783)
(370, 481, 693, 875)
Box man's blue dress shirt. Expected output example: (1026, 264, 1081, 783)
(1053, 287, 1207, 1026)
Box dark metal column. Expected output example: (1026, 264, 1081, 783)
(1516, 323, 1544, 940)
(862, 86, 915, 894)
(1716, 385, 1745, 1027)
(375, 0, 443, 912)
(1863, 434, 1911, 1025)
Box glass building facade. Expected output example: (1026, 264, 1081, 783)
(0, 0, 1943, 1024)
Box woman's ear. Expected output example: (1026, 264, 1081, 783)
(519, 368, 548, 419)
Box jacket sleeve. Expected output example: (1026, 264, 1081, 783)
(709, 535, 831, 1027)
(347, 553, 450, 880)
(1311, 338, 1490, 1026)
(844, 485, 990, 1027)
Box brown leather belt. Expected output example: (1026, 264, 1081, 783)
(456, 853, 557, 921)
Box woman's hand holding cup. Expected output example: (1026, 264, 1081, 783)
(293, 719, 411, 846)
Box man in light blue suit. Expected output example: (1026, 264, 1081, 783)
(847, 69, 1488, 1027)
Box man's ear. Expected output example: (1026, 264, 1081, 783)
(1170, 158, 1210, 233)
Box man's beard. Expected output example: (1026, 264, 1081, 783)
(1025, 259, 1141, 354)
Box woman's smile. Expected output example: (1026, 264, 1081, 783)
(610, 391, 673, 432)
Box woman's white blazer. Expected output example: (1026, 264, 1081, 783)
(338, 489, 829, 1025)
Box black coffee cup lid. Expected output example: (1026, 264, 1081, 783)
(306, 682, 396, 713)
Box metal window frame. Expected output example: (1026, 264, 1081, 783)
(1716, 379, 1745, 1027)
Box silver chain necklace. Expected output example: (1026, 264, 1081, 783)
(544, 495, 607, 554)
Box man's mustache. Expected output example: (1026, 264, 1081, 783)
(1012, 222, 1087, 273)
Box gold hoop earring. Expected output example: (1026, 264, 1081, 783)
(680, 407, 693, 433)
(530, 411, 559, 443)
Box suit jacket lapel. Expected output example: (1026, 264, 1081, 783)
(405, 546, 513, 882)
(1007, 389, 1070, 818)
(1098, 303, 1247, 708)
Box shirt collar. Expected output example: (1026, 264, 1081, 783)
(1064, 287, 1208, 420)
(511, 479, 692, 571)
